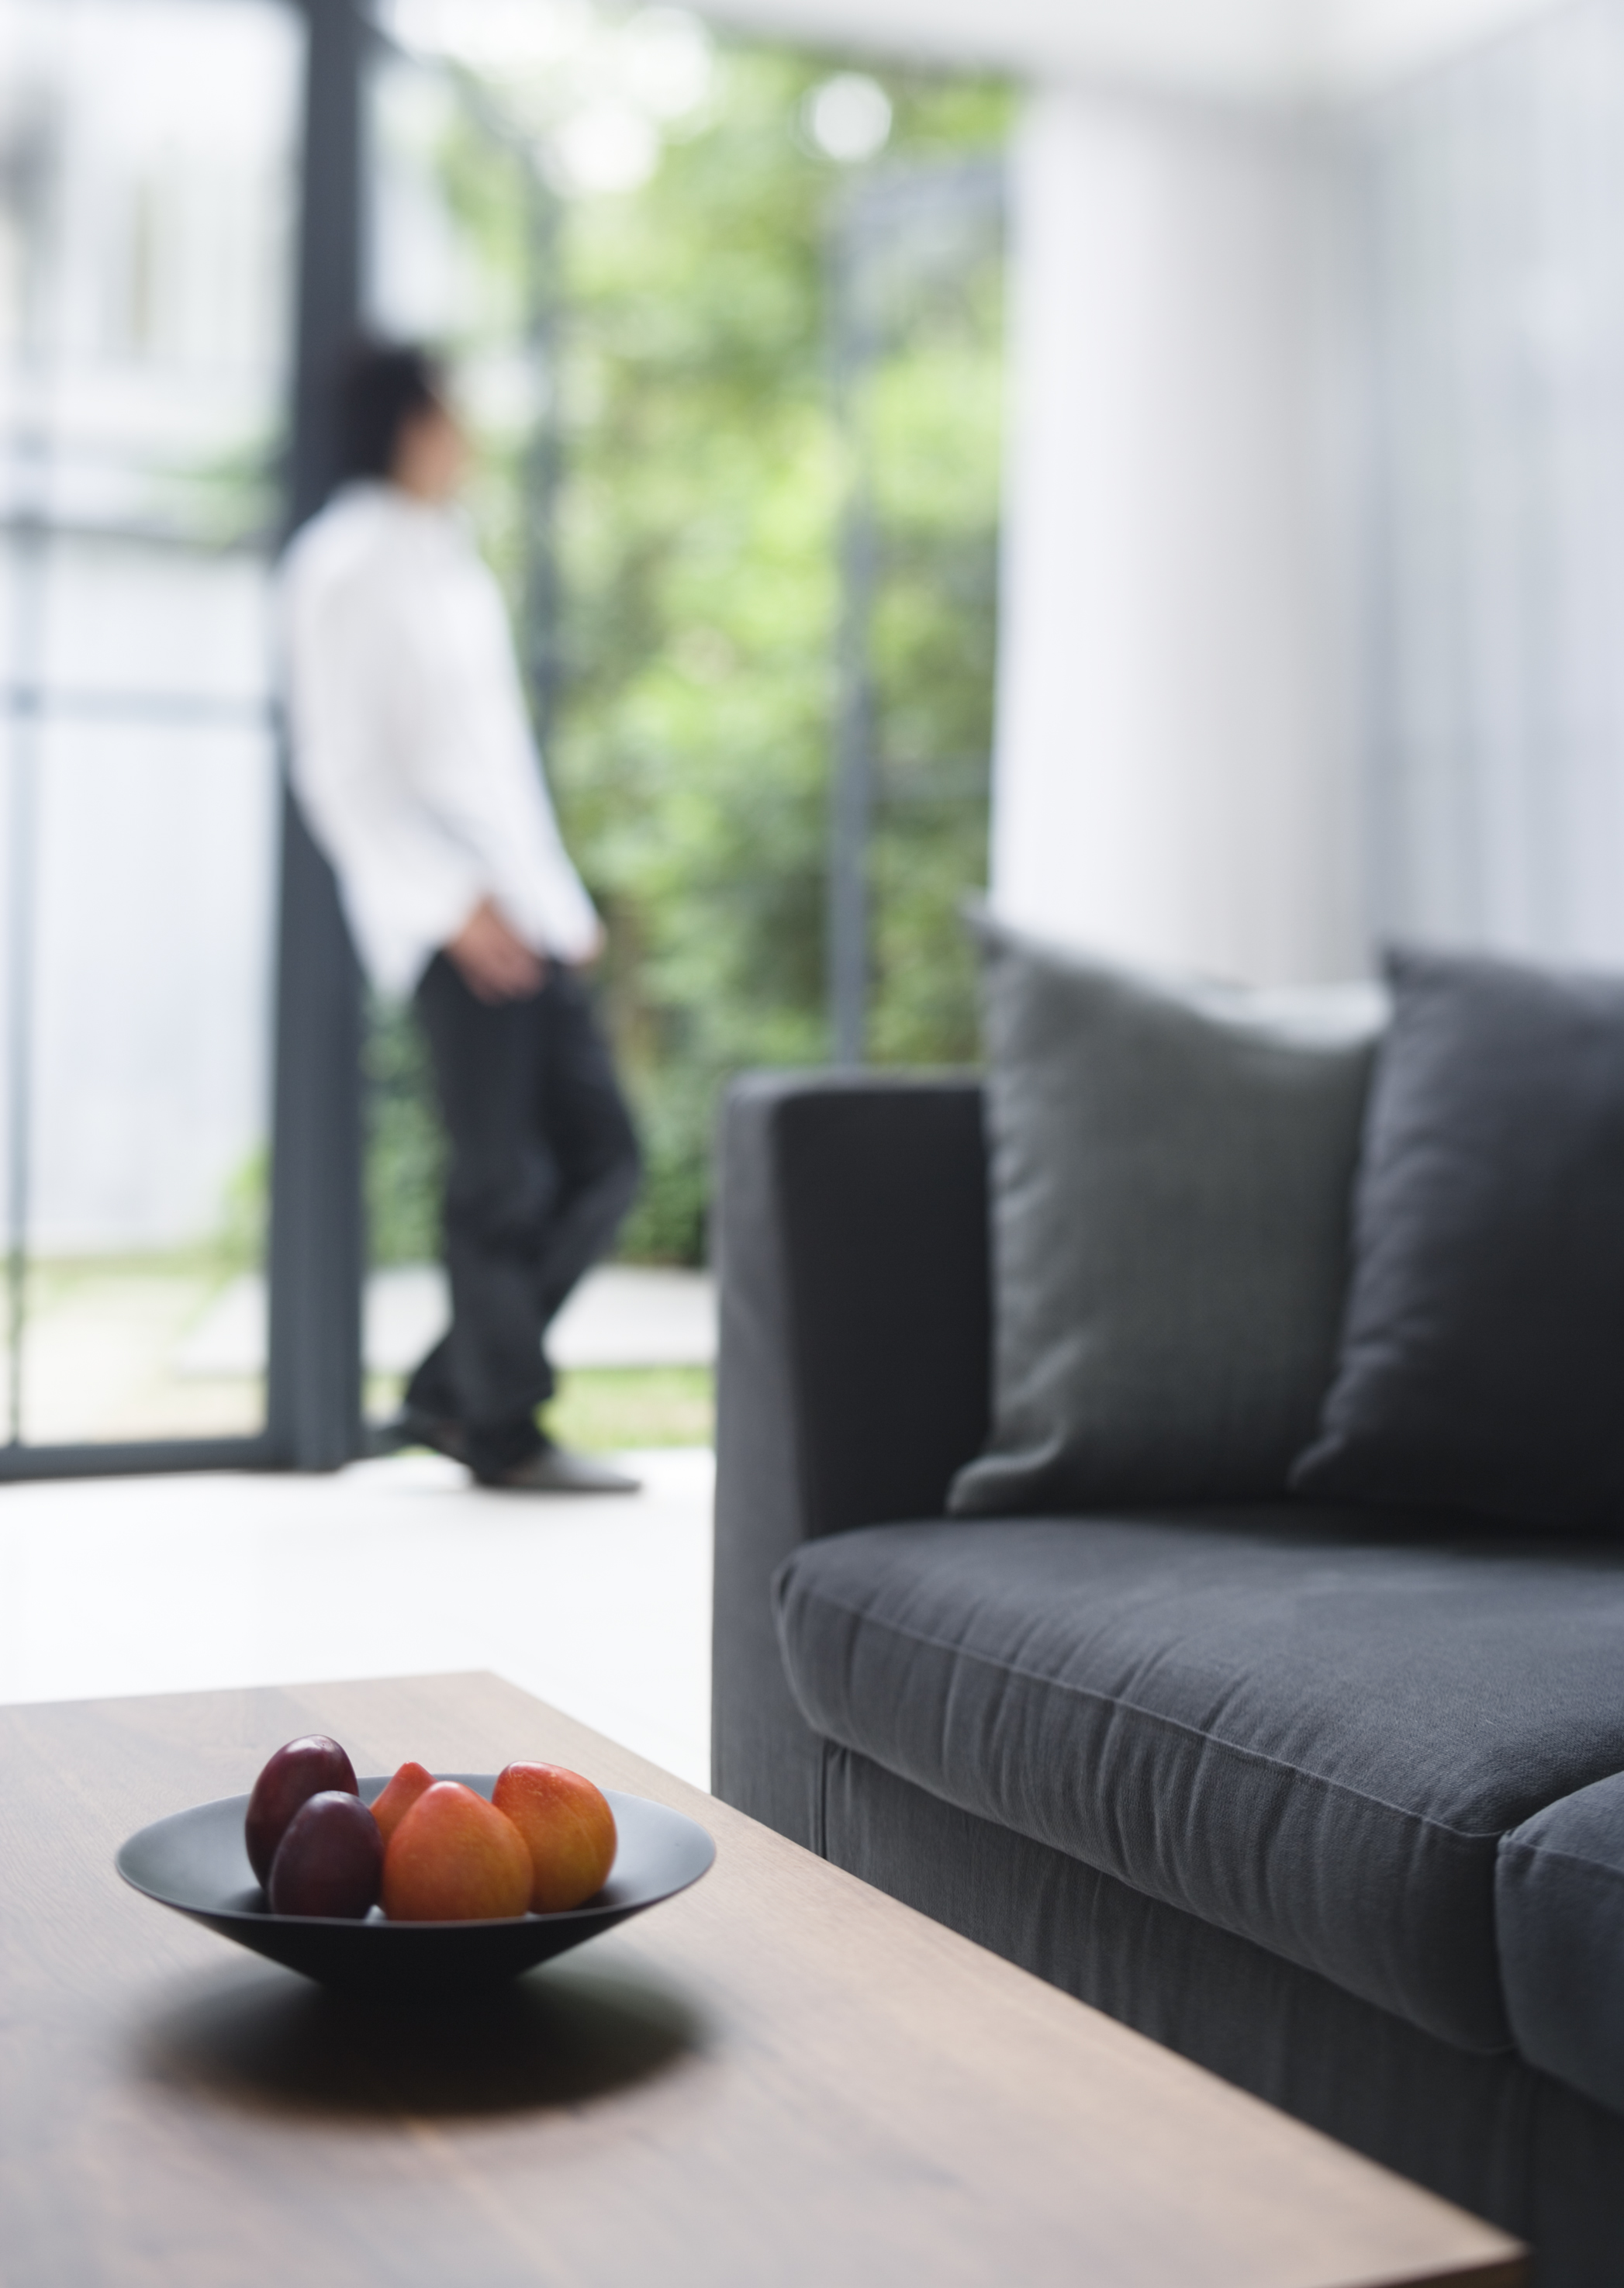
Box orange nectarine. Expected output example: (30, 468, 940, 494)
(381, 1782, 530, 1921)
(492, 1762, 617, 1913)
(370, 1760, 434, 1845)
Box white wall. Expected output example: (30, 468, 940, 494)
(1315, 0, 1570, 92)
(989, 86, 1362, 984)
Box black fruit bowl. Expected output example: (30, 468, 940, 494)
(116, 1775, 715, 1996)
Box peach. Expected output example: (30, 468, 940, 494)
(381, 1782, 531, 1922)
(492, 1762, 617, 1913)
(370, 1760, 434, 1845)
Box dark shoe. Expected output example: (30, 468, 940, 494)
(380, 1405, 468, 1464)
(477, 1443, 641, 1495)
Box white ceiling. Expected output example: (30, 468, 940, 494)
(698, 0, 1569, 101)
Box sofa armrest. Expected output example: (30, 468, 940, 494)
(710, 1072, 990, 1843)
(1498, 1771, 1624, 2117)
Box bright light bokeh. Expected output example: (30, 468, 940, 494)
(380, 0, 716, 199)
(805, 72, 893, 162)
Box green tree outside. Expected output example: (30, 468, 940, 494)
(367, 31, 1011, 1270)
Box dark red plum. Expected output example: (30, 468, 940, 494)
(244, 1734, 358, 1888)
(268, 1791, 384, 1918)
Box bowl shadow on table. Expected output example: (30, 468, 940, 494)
(134, 1944, 707, 2122)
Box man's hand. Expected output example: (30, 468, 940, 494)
(445, 897, 546, 1004)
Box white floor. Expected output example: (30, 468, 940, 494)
(0, 1447, 714, 1789)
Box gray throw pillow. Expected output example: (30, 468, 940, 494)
(949, 915, 1384, 1516)
(1291, 945, 1624, 1529)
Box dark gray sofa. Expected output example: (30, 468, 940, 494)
(712, 1072, 1624, 2286)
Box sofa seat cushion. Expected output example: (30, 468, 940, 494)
(774, 1510, 1624, 2052)
(1498, 1772, 1624, 2118)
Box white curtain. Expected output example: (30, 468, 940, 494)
(1356, 0, 1624, 966)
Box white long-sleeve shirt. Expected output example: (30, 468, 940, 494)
(277, 480, 599, 997)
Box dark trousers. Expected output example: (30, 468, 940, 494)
(403, 955, 640, 1473)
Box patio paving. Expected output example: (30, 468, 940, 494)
(8, 1262, 715, 1447)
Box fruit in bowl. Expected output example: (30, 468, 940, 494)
(494, 1761, 618, 1911)
(381, 1782, 532, 1921)
(269, 1791, 384, 1918)
(371, 1759, 434, 1844)
(243, 1740, 618, 1922)
(245, 1735, 359, 1888)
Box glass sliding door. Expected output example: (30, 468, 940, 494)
(0, 0, 304, 1460)
(353, 24, 561, 1438)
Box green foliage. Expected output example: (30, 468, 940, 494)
(859, 192, 1005, 1070)
(365, 33, 1010, 1270)
(551, 49, 1008, 1260)
(213, 1143, 269, 1273)
(365, 997, 444, 1267)
(548, 1365, 714, 1452)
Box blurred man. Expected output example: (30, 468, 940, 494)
(280, 342, 641, 1492)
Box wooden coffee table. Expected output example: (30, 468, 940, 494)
(0, 1672, 1522, 2286)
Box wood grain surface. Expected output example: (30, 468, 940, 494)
(0, 1672, 1523, 2288)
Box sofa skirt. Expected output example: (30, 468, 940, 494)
(820, 1743, 1624, 2287)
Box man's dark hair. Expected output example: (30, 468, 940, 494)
(336, 340, 444, 482)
